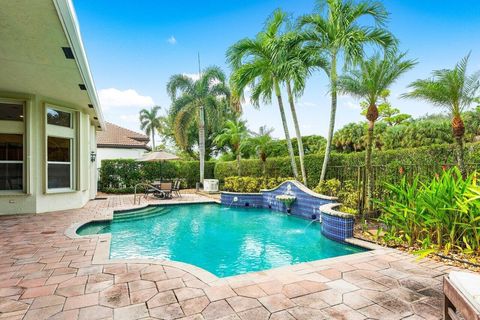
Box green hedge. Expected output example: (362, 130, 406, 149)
(99, 143, 480, 193)
(99, 159, 215, 193)
(215, 143, 480, 188)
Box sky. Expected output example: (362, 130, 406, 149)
(74, 0, 480, 140)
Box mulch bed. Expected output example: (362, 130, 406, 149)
(353, 220, 480, 273)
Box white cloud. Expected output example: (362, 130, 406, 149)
(182, 72, 221, 86)
(297, 101, 317, 107)
(182, 73, 200, 81)
(167, 36, 177, 45)
(97, 88, 157, 134)
(338, 95, 360, 110)
(98, 88, 155, 111)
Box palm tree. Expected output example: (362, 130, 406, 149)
(214, 119, 248, 176)
(227, 10, 299, 180)
(245, 126, 274, 177)
(338, 50, 416, 213)
(403, 54, 480, 176)
(276, 29, 329, 185)
(299, 0, 397, 183)
(139, 106, 162, 150)
(166, 66, 230, 183)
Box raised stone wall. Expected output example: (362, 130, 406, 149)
(220, 180, 356, 242)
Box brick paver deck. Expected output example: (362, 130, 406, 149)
(0, 194, 463, 319)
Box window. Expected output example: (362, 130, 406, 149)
(0, 103, 24, 121)
(0, 134, 23, 190)
(47, 108, 71, 127)
(46, 105, 75, 191)
(0, 101, 24, 191)
(47, 137, 71, 189)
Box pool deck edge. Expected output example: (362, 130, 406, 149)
(65, 197, 388, 286)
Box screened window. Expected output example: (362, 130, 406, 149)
(47, 108, 71, 128)
(47, 137, 72, 189)
(0, 134, 23, 190)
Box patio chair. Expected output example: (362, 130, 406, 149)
(153, 182, 173, 199)
(144, 180, 161, 198)
(444, 271, 480, 320)
(172, 179, 182, 198)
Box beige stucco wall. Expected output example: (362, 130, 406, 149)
(97, 147, 147, 168)
(0, 91, 98, 214)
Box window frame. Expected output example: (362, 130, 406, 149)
(0, 99, 25, 194)
(45, 104, 76, 193)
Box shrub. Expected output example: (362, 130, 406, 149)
(378, 168, 480, 255)
(313, 179, 358, 214)
(98, 159, 215, 193)
(223, 176, 293, 193)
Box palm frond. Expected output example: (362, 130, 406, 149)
(166, 75, 194, 100)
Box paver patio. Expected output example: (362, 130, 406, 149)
(0, 194, 465, 319)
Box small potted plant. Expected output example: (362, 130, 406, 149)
(275, 194, 296, 213)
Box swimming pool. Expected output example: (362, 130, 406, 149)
(77, 203, 365, 277)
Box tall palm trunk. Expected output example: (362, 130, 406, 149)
(365, 120, 375, 214)
(236, 152, 242, 176)
(365, 103, 379, 215)
(455, 136, 466, 176)
(151, 128, 156, 150)
(274, 80, 299, 179)
(198, 106, 205, 183)
(286, 81, 307, 186)
(320, 54, 337, 182)
(452, 115, 466, 177)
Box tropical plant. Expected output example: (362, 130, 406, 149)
(299, 0, 397, 183)
(403, 54, 480, 176)
(378, 168, 480, 255)
(338, 50, 416, 213)
(243, 126, 274, 176)
(360, 90, 411, 126)
(333, 122, 366, 152)
(227, 9, 299, 180)
(166, 66, 230, 183)
(139, 106, 162, 150)
(214, 119, 249, 176)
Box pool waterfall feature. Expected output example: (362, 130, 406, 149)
(220, 180, 355, 243)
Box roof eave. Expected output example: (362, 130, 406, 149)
(97, 144, 151, 150)
(53, 0, 106, 131)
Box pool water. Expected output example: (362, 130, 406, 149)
(77, 203, 365, 277)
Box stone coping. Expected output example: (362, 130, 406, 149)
(261, 179, 338, 201)
(66, 198, 379, 286)
(320, 202, 355, 219)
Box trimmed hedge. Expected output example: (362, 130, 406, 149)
(215, 143, 480, 188)
(99, 159, 215, 193)
(99, 143, 480, 193)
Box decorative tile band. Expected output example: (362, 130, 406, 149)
(220, 180, 355, 242)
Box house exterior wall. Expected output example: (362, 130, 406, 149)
(0, 91, 98, 214)
(97, 148, 147, 167)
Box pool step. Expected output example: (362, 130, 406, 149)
(77, 221, 111, 236)
(114, 209, 171, 223)
(114, 206, 160, 218)
(113, 206, 170, 222)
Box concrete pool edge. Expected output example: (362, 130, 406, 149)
(66, 201, 384, 285)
